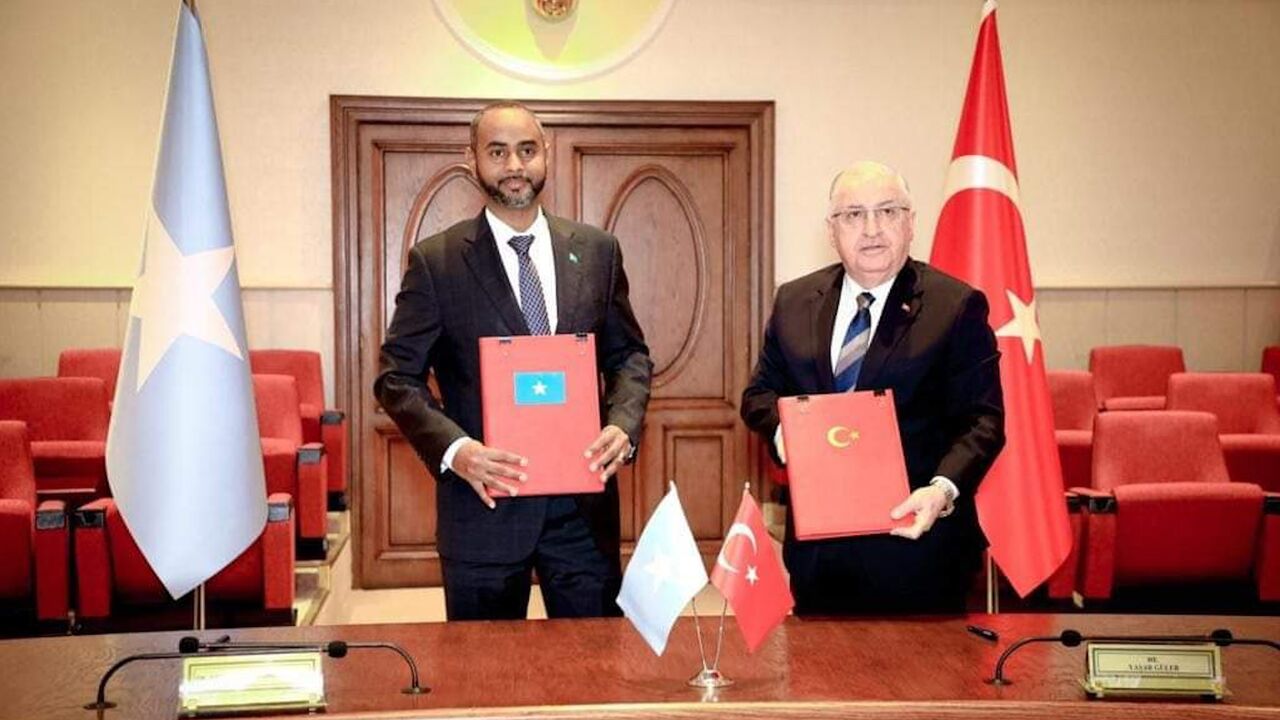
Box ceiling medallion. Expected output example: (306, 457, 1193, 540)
(531, 0, 576, 22)
(432, 0, 677, 82)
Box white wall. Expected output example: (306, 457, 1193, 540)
(2, 0, 1278, 388)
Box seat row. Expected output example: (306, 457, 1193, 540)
(57, 347, 350, 511)
(0, 349, 347, 557)
(1049, 371, 1280, 492)
(1089, 344, 1280, 411)
(1043, 410, 1280, 604)
(1049, 348, 1280, 606)
(0, 421, 294, 633)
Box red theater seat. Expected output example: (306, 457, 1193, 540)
(250, 350, 348, 510)
(73, 495, 294, 631)
(1262, 346, 1280, 404)
(1047, 370, 1096, 489)
(0, 421, 70, 628)
(1073, 411, 1280, 602)
(1089, 345, 1185, 412)
(56, 348, 122, 410)
(1043, 371, 1098, 600)
(0, 377, 109, 505)
(254, 374, 328, 556)
(1167, 373, 1280, 493)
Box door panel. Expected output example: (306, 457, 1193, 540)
(332, 98, 773, 588)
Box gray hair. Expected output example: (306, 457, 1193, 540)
(828, 161, 912, 202)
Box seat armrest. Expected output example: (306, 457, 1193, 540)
(1046, 492, 1085, 599)
(262, 493, 295, 611)
(1069, 486, 1115, 514)
(34, 499, 69, 621)
(73, 498, 114, 618)
(320, 413, 348, 497)
(295, 443, 327, 541)
(1259, 493, 1280, 601)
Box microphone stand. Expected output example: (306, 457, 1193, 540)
(988, 628, 1278, 685)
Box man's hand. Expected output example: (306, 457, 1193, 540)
(452, 440, 527, 509)
(888, 484, 952, 540)
(585, 425, 632, 483)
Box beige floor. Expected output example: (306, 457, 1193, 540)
(311, 534, 730, 625)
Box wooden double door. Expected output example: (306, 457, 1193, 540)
(331, 98, 774, 587)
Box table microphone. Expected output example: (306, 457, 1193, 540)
(84, 646, 336, 711)
(988, 628, 1278, 685)
(179, 635, 429, 695)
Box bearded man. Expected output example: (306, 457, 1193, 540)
(375, 102, 653, 620)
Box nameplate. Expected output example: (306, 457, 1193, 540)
(178, 651, 326, 716)
(1082, 643, 1223, 700)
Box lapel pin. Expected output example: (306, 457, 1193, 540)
(569, 252, 580, 264)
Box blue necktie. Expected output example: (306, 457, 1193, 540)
(508, 234, 552, 335)
(834, 292, 875, 392)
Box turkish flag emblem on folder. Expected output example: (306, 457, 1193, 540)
(479, 334, 603, 497)
(777, 390, 912, 540)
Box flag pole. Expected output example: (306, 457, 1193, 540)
(194, 582, 206, 630)
(689, 596, 710, 672)
(986, 553, 1000, 614)
(686, 485, 751, 691)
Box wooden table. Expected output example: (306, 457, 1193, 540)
(1, 614, 1278, 719)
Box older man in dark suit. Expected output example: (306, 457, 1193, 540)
(376, 102, 652, 621)
(741, 161, 1005, 614)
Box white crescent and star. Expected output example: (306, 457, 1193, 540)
(943, 155, 1020, 209)
(826, 425, 859, 449)
(128, 205, 243, 392)
(716, 522, 760, 586)
(995, 290, 1042, 364)
(942, 154, 1042, 366)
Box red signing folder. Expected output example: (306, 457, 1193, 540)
(479, 333, 602, 497)
(777, 390, 913, 539)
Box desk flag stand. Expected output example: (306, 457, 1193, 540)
(687, 589, 733, 689)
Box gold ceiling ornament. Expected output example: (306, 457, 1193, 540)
(432, 0, 677, 83)
(531, 0, 576, 22)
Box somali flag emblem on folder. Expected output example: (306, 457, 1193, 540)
(514, 371, 567, 405)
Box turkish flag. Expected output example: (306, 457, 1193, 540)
(928, 0, 1071, 597)
(711, 490, 793, 653)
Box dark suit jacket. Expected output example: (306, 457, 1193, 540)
(741, 258, 1005, 551)
(375, 211, 653, 564)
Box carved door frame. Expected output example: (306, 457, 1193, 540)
(330, 97, 774, 587)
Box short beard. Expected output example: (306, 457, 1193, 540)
(480, 174, 545, 209)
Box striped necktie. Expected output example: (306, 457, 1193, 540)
(507, 234, 552, 335)
(833, 291, 875, 392)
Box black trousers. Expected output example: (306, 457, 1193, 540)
(440, 497, 622, 621)
(784, 517, 983, 615)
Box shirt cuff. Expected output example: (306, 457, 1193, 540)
(930, 476, 960, 501)
(773, 425, 787, 465)
(441, 436, 472, 473)
(929, 476, 959, 518)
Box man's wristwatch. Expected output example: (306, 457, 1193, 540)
(929, 477, 958, 518)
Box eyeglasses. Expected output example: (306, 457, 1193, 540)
(829, 205, 912, 228)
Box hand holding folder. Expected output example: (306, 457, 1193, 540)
(777, 389, 914, 540)
(479, 334, 603, 498)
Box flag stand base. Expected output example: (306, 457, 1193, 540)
(687, 668, 733, 688)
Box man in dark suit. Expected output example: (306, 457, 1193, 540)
(741, 161, 1005, 614)
(375, 102, 653, 621)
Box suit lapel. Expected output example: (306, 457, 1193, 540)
(858, 260, 923, 388)
(548, 216, 585, 333)
(811, 266, 844, 393)
(460, 212, 530, 335)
